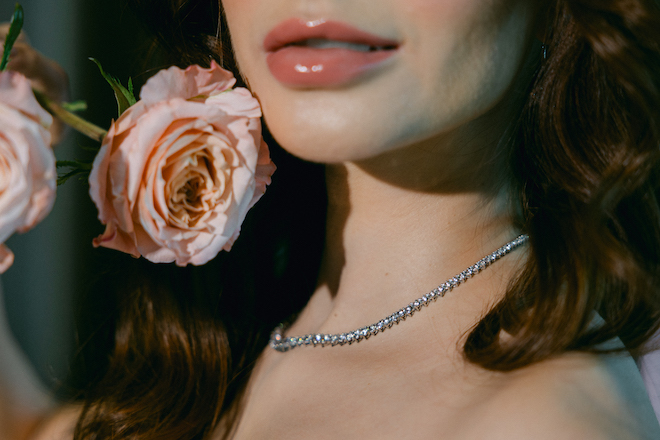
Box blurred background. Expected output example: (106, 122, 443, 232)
(0, 0, 154, 394)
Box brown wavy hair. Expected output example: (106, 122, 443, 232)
(71, 0, 660, 438)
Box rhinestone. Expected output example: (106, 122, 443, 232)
(267, 235, 528, 352)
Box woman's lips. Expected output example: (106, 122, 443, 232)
(264, 19, 399, 87)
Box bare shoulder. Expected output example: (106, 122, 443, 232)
(467, 352, 660, 440)
(28, 405, 80, 440)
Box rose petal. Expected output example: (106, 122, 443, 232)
(88, 63, 275, 266)
(0, 244, 14, 273)
(205, 87, 262, 118)
(252, 139, 276, 208)
(140, 61, 236, 104)
(0, 71, 53, 128)
(0, 75, 56, 271)
(92, 222, 140, 258)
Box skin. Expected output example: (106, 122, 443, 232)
(220, 0, 660, 438)
(1, 0, 659, 438)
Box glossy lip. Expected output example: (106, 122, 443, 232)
(264, 18, 400, 87)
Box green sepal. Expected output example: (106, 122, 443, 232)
(61, 100, 87, 112)
(0, 4, 24, 71)
(56, 160, 93, 186)
(90, 57, 137, 117)
(80, 144, 102, 154)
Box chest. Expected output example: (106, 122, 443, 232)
(226, 346, 501, 440)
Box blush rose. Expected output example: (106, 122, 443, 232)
(89, 62, 275, 266)
(0, 70, 56, 273)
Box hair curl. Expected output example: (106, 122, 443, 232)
(71, 0, 660, 438)
(465, 0, 660, 368)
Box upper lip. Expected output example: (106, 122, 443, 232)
(263, 18, 400, 52)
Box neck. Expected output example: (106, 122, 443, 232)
(290, 106, 525, 340)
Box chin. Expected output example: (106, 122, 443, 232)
(261, 100, 394, 164)
(266, 123, 380, 164)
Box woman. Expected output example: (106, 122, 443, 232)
(4, 0, 660, 438)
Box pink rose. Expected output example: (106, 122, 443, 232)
(89, 61, 275, 266)
(0, 70, 55, 273)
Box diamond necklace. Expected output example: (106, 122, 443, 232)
(269, 234, 529, 352)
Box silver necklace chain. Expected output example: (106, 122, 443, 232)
(269, 234, 529, 352)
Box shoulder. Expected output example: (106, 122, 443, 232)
(28, 405, 80, 440)
(468, 352, 660, 440)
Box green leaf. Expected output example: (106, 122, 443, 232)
(56, 159, 92, 170)
(57, 168, 89, 186)
(61, 100, 87, 112)
(0, 4, 24, 71)
(89, 57, 137, 117)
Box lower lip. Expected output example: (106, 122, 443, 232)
(266, 47, 395, 87)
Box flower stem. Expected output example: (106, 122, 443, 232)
(32, 88, 108, 142)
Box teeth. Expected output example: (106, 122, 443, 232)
(300, 38, 376, 52)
